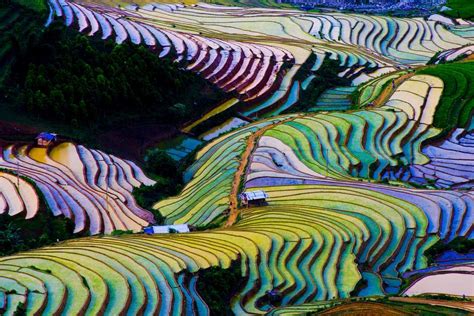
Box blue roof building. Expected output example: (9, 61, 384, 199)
(36, 132, 57, 146)
(143, 224, 190, 234)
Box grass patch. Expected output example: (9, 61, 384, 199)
(417, 61, 474, 130)
(444, 0, 474, 20)
(196, 259, 244, 315)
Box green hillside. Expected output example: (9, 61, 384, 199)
(417, 61, 474, 129)
(444, 0, 474, 20)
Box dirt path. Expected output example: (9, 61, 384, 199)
(372, 72, 416, 107)
(389, 297, 474, 313)
(224, 115, 299, 228)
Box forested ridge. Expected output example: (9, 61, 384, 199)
(1, 16, 226, 130)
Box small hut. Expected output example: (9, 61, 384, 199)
(240, 190, 268, 207)
(143, 224, 190, 235)
(36, 132, 57, 147)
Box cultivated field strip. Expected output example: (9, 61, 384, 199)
(243, 183, 472, 292)
(0, 172, 38, 219)
(0, 142, 155, 235)
(392, 128, 474, 188)
(402, 264, 474, 297)
(416, 62, 474, 129)
(267, 298, 474, 315)
(302, 13, 472, 65)
(436, 45, 474, 63)
(117, 3, 472, 115)
(246, 176, 473, 239)
(3, 2, 472, 315)
(356, 70, 410, 107)
(311, 86, 356, 112)
(113, 3, 472, 66)
(0, 181, 469, 315)
(247, 109, 440, 181)
(383, 74, 444, 125)
(154, 116, 296, 226)
(48, 0, 295, 102)
(45, 1, 474, 118)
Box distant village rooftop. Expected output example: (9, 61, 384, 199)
(35, 132, 57, 146)
(240, 190, 269, 207)
(143, 224, 190, 234)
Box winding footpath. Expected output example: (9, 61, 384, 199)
(372, 72, 416, 107)
(225, 115, 301, 227)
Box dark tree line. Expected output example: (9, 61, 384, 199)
(6, 21, 225, 128)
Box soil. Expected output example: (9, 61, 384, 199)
(0, 120, 38, 146)
(389, 297, 474, 313)
(98, 123, 179, 163)
(0, 118, 179, 164)
(320, 302, 407, 316)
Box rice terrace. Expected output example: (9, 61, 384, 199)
(0, 0, 473, 314)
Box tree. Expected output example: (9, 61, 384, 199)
(146, 150, 179, 180)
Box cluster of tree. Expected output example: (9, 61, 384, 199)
(0, 2, 46, 85)
(0, 212, 78, 256)
(196, 260, 244, 315)
(425, 237, 474, 265)
(133, 138, 208, 223)
(5, 21, 225, 129)
(132, 149, 185, 224)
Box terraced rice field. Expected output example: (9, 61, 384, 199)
(0, 142, 156, 234)
(0, 176, 471, 314)
(269, 299, 473, 315)
(388, 128, 474, 188)
(0, 1, 473, 315)
(402, 264, 474, 297)
(47, 0, 474, 116)
(436, 45, 474, 63)
(356, 70, 410, 107)
(246, 109, 441, 180)
(383, 74, 444, 125)
(310, 86, 356, 112)
(149, 79, 472, 309)
(416, 61, 474, 129)
(302, 13, 471, 64)
(0, 172, 38, 219)
(47, 0, 295, 105)
(154, 116, 295, 226)
(158, 135, 203, 161)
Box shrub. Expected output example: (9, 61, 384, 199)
(425, 237, 474, 265)
(196, 260, 244, 315)
(3, 21, 226, 130)
(145, 149, 180, 180)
